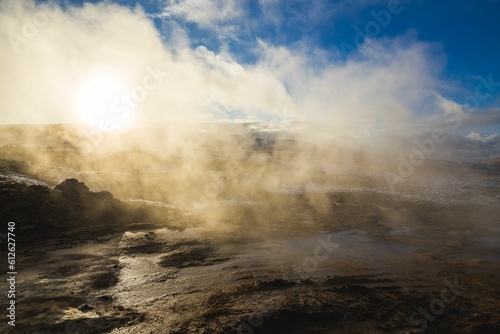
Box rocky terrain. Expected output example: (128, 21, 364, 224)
(1, 158, 500, 333)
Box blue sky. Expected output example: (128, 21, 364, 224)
(57, 0, 500, 91)
(113, 0, 500, 123)
(2, 0, 500, 160)
(51, 0, 500, 114)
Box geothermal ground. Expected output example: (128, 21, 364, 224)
(1, 125, 500, 334)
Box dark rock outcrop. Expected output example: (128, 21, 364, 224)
(54, 178, 90, 198)
(1, 170, 161, 246)
(0, 171, 54, 231)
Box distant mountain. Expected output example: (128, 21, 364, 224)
(483, 158, 500, 169)
(468, 158, 500, 173)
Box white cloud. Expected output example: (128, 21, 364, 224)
(254, 36, 448, 139)
(0, 0, 292, 125)
(161, 0, 244, 30)
(466, 132, 500, 143)
(1, 0, 497, 162)
(0, 0, 166, 123)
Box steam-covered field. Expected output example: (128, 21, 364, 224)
(1, 124, 500, 333)
(2, 0, 500, 332)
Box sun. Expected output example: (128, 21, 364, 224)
(76, 75, 126, 128)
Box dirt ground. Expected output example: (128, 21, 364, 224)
(2, 189, 499, 334)
(1, 140, 499, 334)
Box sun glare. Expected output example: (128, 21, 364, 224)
(76, 75, 126, 128)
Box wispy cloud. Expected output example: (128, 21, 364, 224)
(255, 34, 449, 138)
(466, 132, 500, 144)
(160, 0, 245, 32)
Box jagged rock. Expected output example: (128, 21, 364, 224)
(97, 295, 113, 303)
(77, 304, 94, 312)
(94, 191, 114, 201)
(0, 168, 163, 246)
(0, 171, 53, 230)
(54, 178, 90, 200)
(54, 178, 113, 205)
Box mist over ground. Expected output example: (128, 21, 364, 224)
(1, 122, 499, 236)
(1, 122, 499, 333)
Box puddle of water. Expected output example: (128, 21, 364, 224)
(237, 229, 421, 267)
